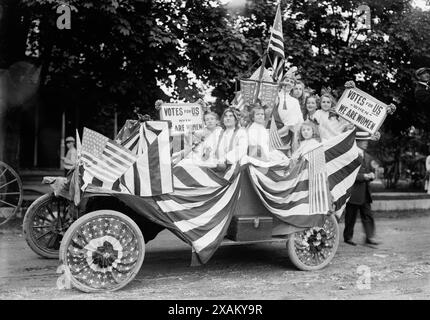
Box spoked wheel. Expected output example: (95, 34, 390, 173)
(287, 214, 339, 271)
(0, 161, 23, 226)
(23, 193, 74, 259)
(59, 210, 145, 292)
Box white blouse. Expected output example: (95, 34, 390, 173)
(247, 122, 287, 162)
(312, 110, 347, 141)
(216, 127, 248, 165)
(292, 138, 321, 159)
(277, 91, 304, 133)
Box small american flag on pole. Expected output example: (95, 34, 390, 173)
(81, 128, 137, 187)
(268, 4, 285, 82)
(269, 114, 283, 150)
(231, 91, 245, 111)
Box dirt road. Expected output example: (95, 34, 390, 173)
(1, 214, 429, 300)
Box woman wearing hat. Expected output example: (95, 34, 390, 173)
(62, 136, 77, 176)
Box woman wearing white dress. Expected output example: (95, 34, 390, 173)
(179, 108, 248, 169)
(266, 67, 304, 155)
(213, 108, 248, 171)
(247, 106, 288, 163)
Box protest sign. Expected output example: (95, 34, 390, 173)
(335, 87, 388, 134)
(159, 103, 204, 134)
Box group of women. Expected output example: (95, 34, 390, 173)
(177, 68, 355, 170)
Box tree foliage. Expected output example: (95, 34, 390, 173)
(2, 0, 430, 176)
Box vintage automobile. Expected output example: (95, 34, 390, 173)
(21, 117, 358, 293)
(23, 170, 340, 293)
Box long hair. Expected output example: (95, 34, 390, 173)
(320, 93, 339, 119)
(220, 107, 240, 130)
(298, 120, 321, 142)
(303, 94, 321, 120)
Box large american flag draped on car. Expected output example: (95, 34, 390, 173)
(80, 123, 360, 266)
(248, 129, 361, 226)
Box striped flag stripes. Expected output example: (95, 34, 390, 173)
(170, 133, 193, 163)
(119, 121, 173, 196)
(268, 4, 285, 82)
(269, 114, 283, 150)
(231, 91, 245, 111)
(81, 118, 360, 266)
(308, 146, 330, 214)
(81, 128, 137, 189)
(248, 130, 361, 226)
(154, 161, 242, 265)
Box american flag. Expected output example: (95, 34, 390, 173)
(231, 91, 245, 111)
(119, 121, 173, 196)
(268, 4, 285, 82)
(87, 129, 359, 267)
(269, 114, 284, 150)
(248, 130, 361, 226)
(307, 146, 330, 214)
(81, 128, 137, 189)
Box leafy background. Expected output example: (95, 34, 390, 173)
(1, 0, 430, 187)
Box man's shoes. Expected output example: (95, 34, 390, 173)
(365, 238, 380, 246)
(344, 239, 357, 246)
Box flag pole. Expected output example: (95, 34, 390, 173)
(254, 2, 281, 103)
(254, 53, 267, 103)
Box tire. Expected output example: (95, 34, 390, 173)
(287, 214, 339, 271)
(59, 210, 145, 293)
(23, 193, 73, 259)
(0, 161, 23, 226)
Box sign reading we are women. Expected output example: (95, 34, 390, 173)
(335, 87, 388, 135)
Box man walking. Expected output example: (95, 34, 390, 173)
(344, 131, 379, 247)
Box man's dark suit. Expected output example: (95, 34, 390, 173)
(343, 150, 375, 242)
(415, 82, 430, 109)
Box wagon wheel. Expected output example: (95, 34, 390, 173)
(286, 214, 339, 271)
(0, 161, 23, 226)
(59, 210, 145, 292)
(23, 193, 74, 259)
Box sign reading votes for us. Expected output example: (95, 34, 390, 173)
(335, 87, 388, 134)
(159, 103, 204, 134)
